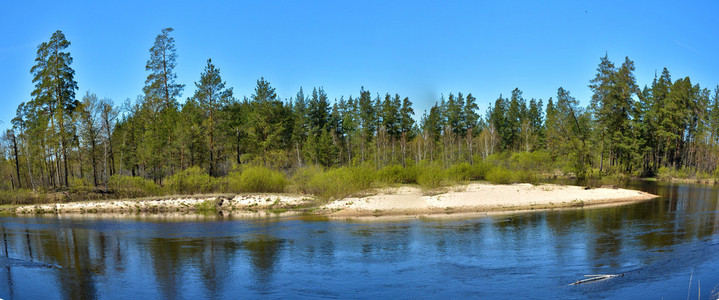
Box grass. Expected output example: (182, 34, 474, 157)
(194, 199, 218, 214)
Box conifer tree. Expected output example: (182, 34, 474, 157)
(190, 59, 233, 176)
(29, 30, 78, 187)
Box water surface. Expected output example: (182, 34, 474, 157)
(2, 181, 719, 299)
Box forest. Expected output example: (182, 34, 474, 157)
(2, 28, 719, 204)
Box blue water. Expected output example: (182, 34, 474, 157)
(2, 181, 719, 299)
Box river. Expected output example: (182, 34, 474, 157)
(1, 181, 719, 299)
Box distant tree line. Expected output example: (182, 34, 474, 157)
(2, 28, 719, 191)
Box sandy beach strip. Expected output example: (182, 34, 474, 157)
(10, 183, 658, 217)
(320, 183, 658, 217)
(13, 193, 313, 214)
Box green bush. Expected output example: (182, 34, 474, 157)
(378, 164, 408, 184)
(294, 165, 376, 199)
(510, 151, 551, 171)
(486, 167, 515, 184)
(166, 167, 216, 195)
(291, 165, 324, 192)
(471, 160, 492, 180)
(0, 189, 43, 205)
(657, 166, 691, 181)
(109, 175, 163, 198)
(69, 178, 93, 193)
(417, 163, 445, 189)
(377, 164, 417, 184)
(228, 165, 288, 193)
(514, 169, 537, 184)
(446, 162, 473, 182)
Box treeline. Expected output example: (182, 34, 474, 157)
(2, 28, 719, 195)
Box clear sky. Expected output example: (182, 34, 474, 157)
(1, 1, 718, 130)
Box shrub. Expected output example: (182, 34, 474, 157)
(446, 162, 473, 182)
(470, 160, 492, 180)
(657, 166, 691, 181)
(510, 151, 551, 172)
(294, 165, 376, 199)
(378, 165, 407, 184)
(109, 175, 163, 198)
(228, 165, 287, 193)
(513, 169, 537, 184)
(486, 167, 515, 184)
(166, 167, 216, 195)
(0, 189, 43, 205)
(417, 163, 445, 190)
(69, 178, 93, 193)
(351, 164, 377, 190)
(292, 165, 324, 193)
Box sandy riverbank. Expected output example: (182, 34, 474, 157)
(8, 183, 658, 217)
(319, 183, 658, 217)
(12, 193, 313, 214)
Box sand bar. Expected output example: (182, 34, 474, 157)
(9, 183, 658, 217)
(320, 183, 658, 217)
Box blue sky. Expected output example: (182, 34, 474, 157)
(1, 1, 718, 130)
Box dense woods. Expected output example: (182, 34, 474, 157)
(2, 29, 719, 201)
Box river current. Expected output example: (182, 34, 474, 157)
(2, 181, 719, 299)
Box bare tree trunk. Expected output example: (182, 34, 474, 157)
(103, 141, 109, 192)
(11, 132, 21, 189)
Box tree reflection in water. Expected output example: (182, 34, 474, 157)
(0, 181, 719, 298)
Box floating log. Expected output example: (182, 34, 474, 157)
(570, 274, 624, 285)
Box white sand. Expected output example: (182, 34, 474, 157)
(322, 183, 657, 216)
(14, 193, 312, 214)
(13, 183, 657, 217)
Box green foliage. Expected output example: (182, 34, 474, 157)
(377, 164, 418, 184)
(486, 167, 515, 184)
(485, 166, 537, 185)
(0, 189, 44, 205)
(446, 162, 473, 182)
(513, 169, 538, 184)
(509, 151, 551, 171)
(194, 199, 218, 214)
(227, 165, 288, 193)
(69, 178, 93, 193)
(471, 160, 492, 180)
(11, 38, 719, 199)
(417, 163, 445, 190)
(293, 165, 375, 199)
(165, 166, 216, 195)
(109, 175, 163, 198)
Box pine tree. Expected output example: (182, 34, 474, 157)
(248, 78, 292, 163)
(141, 27, 184, 182)
(358, 87, 375, 161)
(144, 28, 184, 109)
(29, 30, 78, 187)
(190, 59, 233, 176)
(588, 54, 616, 172)
(608, 57, 639, 171)
(399, 96, 415, 166)
(464, 93, 480, 162)
(291, 88, 308, 166)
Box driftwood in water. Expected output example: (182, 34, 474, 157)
(570, 274, 624, 285)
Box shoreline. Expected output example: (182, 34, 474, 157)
(5, 183, 658, 218)
(318, 183, 657, 217)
